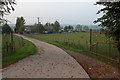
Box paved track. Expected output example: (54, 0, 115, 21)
(2, 34, 89, 78)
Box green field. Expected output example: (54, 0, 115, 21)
(24, 32, 119, 62)
(2, 34, 36, 67)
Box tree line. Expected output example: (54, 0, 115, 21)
(30, 21, 60, 34)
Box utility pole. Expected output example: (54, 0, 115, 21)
(38, 17, 40, 24)
(5, 20, 8, 24)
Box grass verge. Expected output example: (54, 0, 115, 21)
(2, 39, 36, 68)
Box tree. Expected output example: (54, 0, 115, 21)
(83, 26, 89, 31)
(94, 1, 120, 63)
(15, 17, 25, 34)
(15, 17, 21, 33)
(50, 23, 54, 32)
(31, 23, 37, 33)
(51, 23, 54, 27)
(75, 25, 82, 32)
(64, 25, 73, 32)
(64, 26, 68, 32)
(2, 23, 12, 34)
(37, 24, 45, 33)
(31, 23, 45, 33)
(44, 22, 54, 33)
(68, 25, 73, 30)
(19, 17, 25, 33)
(0, 0, 16, 22)
(53, 21, 60, 32)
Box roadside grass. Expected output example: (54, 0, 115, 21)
(24, 33, 119, 68)
(2, 36, 36, 68)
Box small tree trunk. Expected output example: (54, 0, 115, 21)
(90, 29, 92, 51)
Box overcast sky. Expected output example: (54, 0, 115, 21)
(5, 0, 103, 25)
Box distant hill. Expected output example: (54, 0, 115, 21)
(61, 24, 101, 30)
(89, 25, 101, 30)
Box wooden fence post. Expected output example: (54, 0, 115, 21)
(96, 42, 98, 53)
(90, 29, 92, 51)
(6, 42, 8, 53)
(13, 41, 15, 51)
(109, 43, 111, 57)
(9, 43, 12, 54)
(78, 40, 80, 49)
(21, 37, 24, 46)
(11, 32, 13, 53)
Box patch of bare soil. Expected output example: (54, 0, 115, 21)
(63, 49, 120, 79)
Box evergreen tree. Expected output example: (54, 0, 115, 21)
(2, 23, 12, 34)
(53, 21, 60, 32)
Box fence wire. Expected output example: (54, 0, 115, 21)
(90, 29, 119, 62)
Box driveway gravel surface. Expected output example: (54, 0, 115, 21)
(2, 34, 89, 78)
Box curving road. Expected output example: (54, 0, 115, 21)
(2, 34, 90, 78)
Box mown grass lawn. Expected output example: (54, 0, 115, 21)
(2, 35, 36, 68)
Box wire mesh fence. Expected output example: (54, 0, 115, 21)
(90, 29, 119, 62)
(25, 31, 119, 64)
(2, 33, 24, 55)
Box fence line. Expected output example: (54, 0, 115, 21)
(90, 29, 119, 62)
(2, 33, 24, 54)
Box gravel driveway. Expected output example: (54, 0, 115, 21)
(2, 34, 89, 78)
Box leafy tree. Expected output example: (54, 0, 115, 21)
(15, 17, 25, 34)
(50, 23, 54, 32)
(15, 17, 21, 33)
(83, 26, 89, 31)
(64, 25, 73, 32)
(2, 23, 12, 34)
(51, 23, 54, 27)
(31, 23, 37, 33)
(94, 1, 120, 62)
(37, 24, 45, 33)
(44, 22, 54, 33)
(19, 17, 25, 33)
(68, 25, 73, 30)
(75, 25, 82, 32)
(53, 21, 60, 32)
(0, 0, 16, 22)
(64, 26, 68, 32)
(31, 23, 45, 33)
